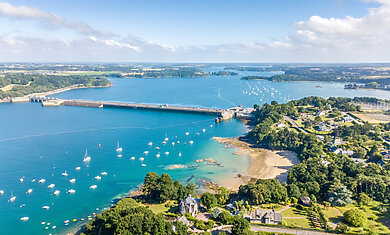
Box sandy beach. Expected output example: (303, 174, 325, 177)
(213, 137, 299, 191)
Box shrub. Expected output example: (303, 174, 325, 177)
(344, 208, 367, 227)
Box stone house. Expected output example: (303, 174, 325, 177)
(179, 195, 200, 217)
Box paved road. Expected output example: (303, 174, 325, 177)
(211, 225, 334, 235)
(251, 225, 334, 235)
(283, 116, 309, 134)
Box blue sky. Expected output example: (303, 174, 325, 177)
(0, 0, 389, 62)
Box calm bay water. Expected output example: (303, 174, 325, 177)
(1, 72, 389, 235)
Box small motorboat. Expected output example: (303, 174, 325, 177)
(171, 142, 175, 146)
(48, 184, 55, 189)
(148, 142, 153, 146)
(20, 217, 29, 221)
(130, 157, 135, 160)
(156, 154, 160, 158)
(155, 147, 160, 150)
(62, 171, 68, 177)
(26, 189, 33, 194)
(143, 151, 149, 155)
(116, 141, 122, 153)
(38, 179, 45, 183)
(69, 179, 76, 183)
(117, 154, 122, 158)
(189, 140, 194, 144)
(54, 190, 60, 195)
(162, 141, 166, 145)
(75, 167, 81, 171)
(67, 189, 76, 194)
(0, 190, 4, 195)
(9, 196, 16, 202)
(83, 149, 91, 162)
(179, 152, 182, 157)
(185, 132, 189, 136)
(19, 177, 24, 183)
(42, 206, 50, 210)
(202, 129, 206, 132)
(164, 152, 169, 155)
(90, 185, 97, 189)
(101, 172, 108, 176)
(94, 176, 101, 180)
(139, 157, 144, 161)
(141, 164, 146, 167)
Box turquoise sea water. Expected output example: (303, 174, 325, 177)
(1, 72, 389, 235)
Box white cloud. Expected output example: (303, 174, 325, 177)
(1, 1, 390, 62)
(0, 1, 111, 37)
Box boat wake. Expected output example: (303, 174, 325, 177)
(214, 87, 236, 107)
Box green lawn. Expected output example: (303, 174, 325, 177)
(141, 200, 178, 214)
(283, 218, 313, 228)
(280, 207, 307, 218)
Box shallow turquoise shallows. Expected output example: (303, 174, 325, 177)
(1, 72, 389, 235)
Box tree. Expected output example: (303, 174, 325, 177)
(353, 147, 367, 159)
(175, 221, 188, 235)
(369, 145, 379, 157)
(357, 193, 371, 206)
(216, 186, 229, 205)
(201, 192, 217, 210)
(231, 216, 250, 235)
(344, 208, 367, 227)
(212, 208, 223, 219)
(328, 185, 354, 206)
(219, 210, 233, 224)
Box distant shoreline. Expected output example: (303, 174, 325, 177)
(0, 83, 113, 103)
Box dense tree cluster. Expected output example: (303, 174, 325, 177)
(82, 198, 173, 235)
(238, 179, 287, 205)
(142, 172, 195, 203)
(0, 74, 110, 99)
(249, 97, 390, 204)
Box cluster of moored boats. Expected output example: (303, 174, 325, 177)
(2, 126, 211, 231)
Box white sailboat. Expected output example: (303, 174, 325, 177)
(116, 141, 122, 153)
(83, 149, 91, 162)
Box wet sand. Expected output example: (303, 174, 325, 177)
(213, 137, 299, 191)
